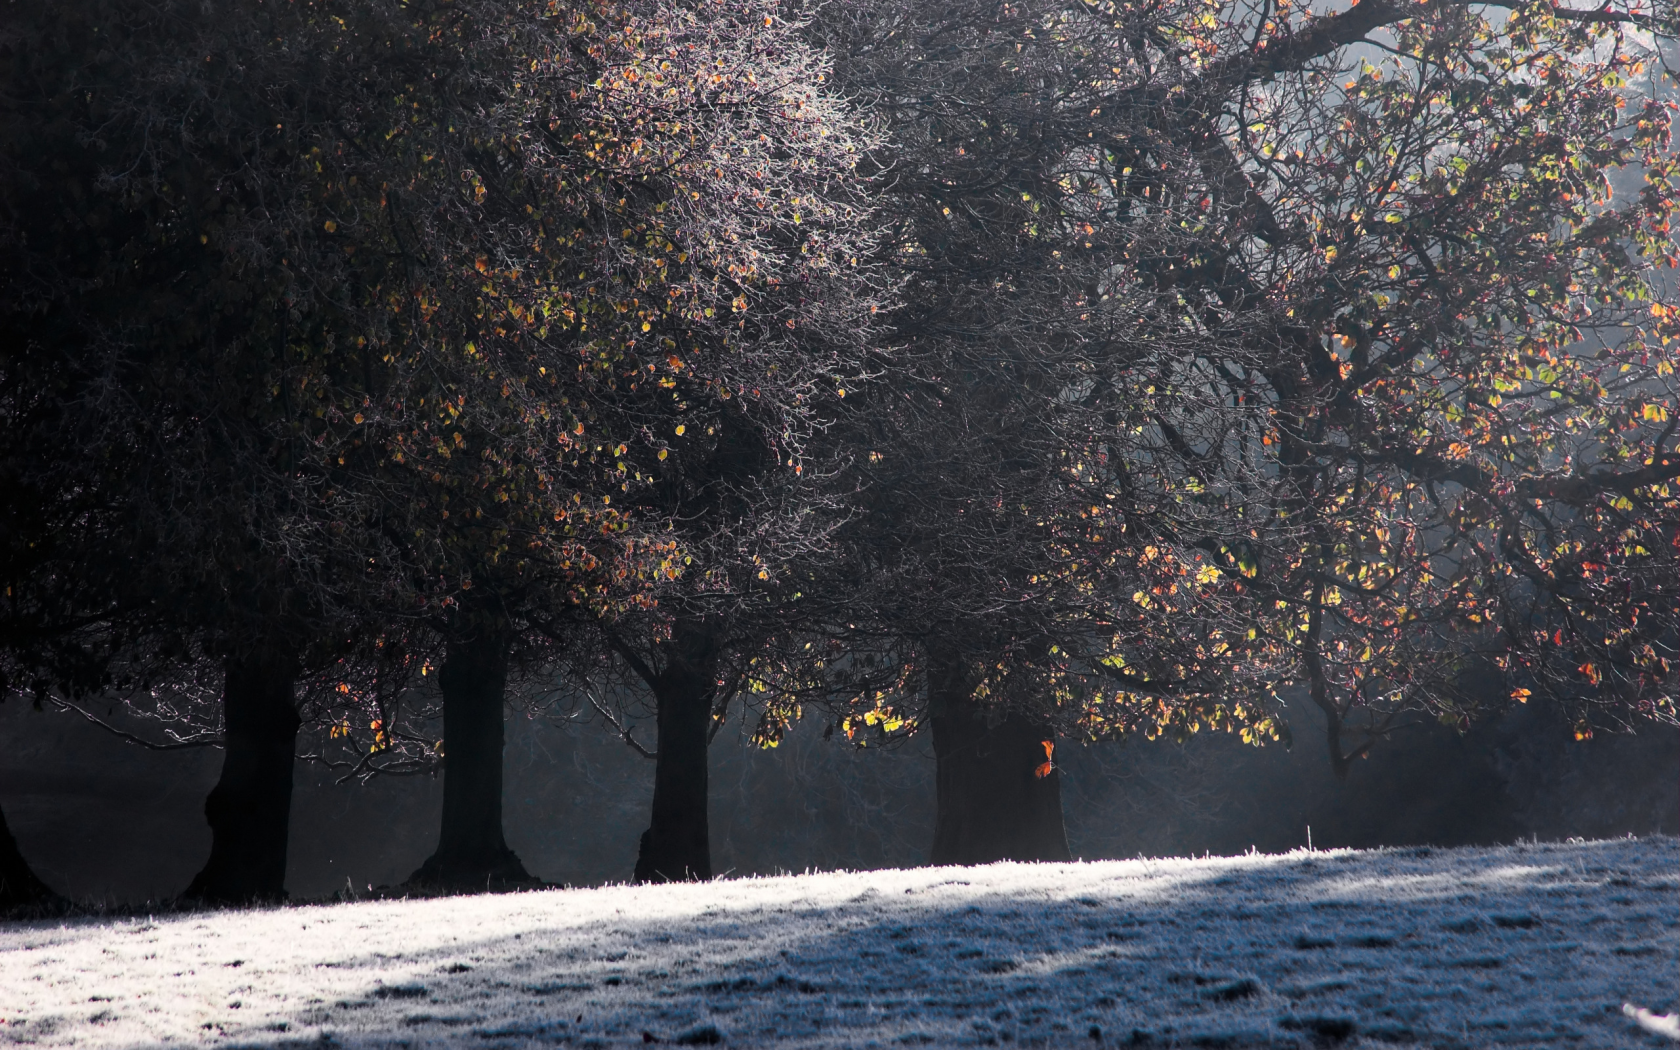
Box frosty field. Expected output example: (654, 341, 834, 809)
(1, 837, 1674, 1049)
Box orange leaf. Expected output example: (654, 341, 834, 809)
(1035, 740, 1055, 778)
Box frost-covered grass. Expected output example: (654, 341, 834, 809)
(1, 837, 1674, 1048)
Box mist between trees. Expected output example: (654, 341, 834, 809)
(2, 0, 1677, 910)
(1, 686, 1673, 902)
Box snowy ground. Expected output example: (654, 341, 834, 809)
(1, 838, 1674, 1049)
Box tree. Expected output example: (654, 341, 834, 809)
(799, 0, 1275, 865)
(1, 0, 648, 900)
(806, 0, 1677, 862)
(0, 313, 123, 910)
(542, 1, 891, 883)
(0, 807, 57, 912)
(1, 0, 393, 903)
(358, 0, 888, 889)
(5, 0, 889, 898)
(1047, 0, 1680, 770)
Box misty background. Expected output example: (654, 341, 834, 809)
(1, 693, 1673, 904)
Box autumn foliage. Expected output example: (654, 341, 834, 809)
(0, 0, 1674, 896)
(801, 0, 1678, 779)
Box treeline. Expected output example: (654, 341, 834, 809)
(2, 0, 1675, 908)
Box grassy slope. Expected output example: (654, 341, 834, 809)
(0, 837, 1674, 1049)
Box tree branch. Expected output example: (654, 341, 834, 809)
(1479, 0, 1661, 26)
(605, 630, 661, 692)
(48, 698, 222, 751)
(586, 686, 657, 760)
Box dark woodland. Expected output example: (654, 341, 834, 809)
(1, 0, 1676, 909)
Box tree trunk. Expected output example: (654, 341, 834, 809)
(928, 659, 1071, 866)
(0, 800, 58, 913)
(634, 621, 719, 883)
(184, 652, 300, 904)
(407, 629, 533, 892)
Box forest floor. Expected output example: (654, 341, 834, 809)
(0, 837, 1674, 1049)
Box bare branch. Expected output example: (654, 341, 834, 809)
(48, 698, 223, 751)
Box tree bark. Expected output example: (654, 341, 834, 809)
(633, 620, 719, 883)
(407, 629, 533, 892)
(184, 652, 300, 904)
(928, 658, 1071, 866)
(0, 799, 58, 913)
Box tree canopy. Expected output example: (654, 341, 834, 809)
(0, 0, 1674, 898)
(797, 0, 1678, 773)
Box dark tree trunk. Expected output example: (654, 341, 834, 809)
(0, 800, 58, 913)
(634, 621, 719, 883)
(928, 659, 1071, 866)
(184, 652, 300, 904)
(407, 629, 533, 892)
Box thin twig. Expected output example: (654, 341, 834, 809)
(707, 670, 747, 745)
(50, 698, 223, 751)
(587, 687, 657, 760)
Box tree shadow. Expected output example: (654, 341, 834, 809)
(1, 838, 1673, 1049)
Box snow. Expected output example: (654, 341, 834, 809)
(1628, 1005, 1680, 1041)
(1, 837, 1674, 1048)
